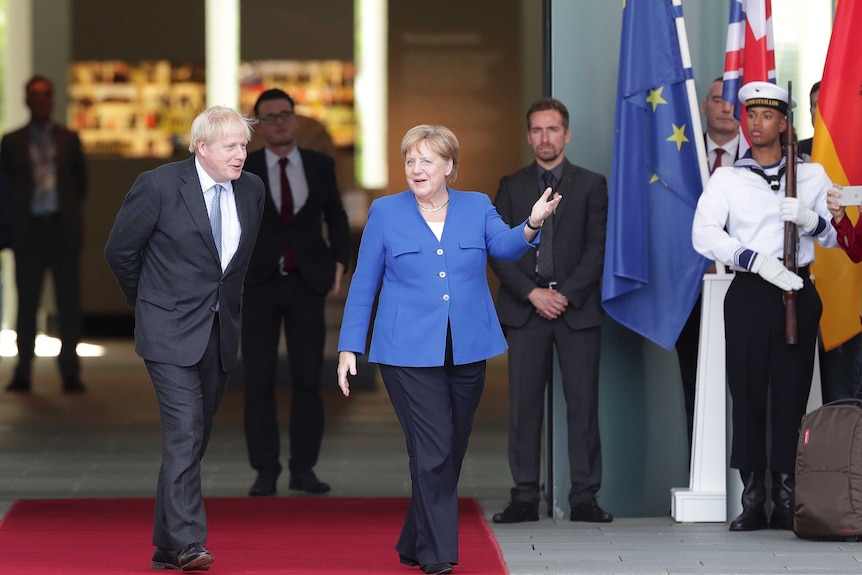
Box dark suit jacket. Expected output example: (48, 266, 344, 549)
(0, 123, 87, 248)
(243, 148, 350, 294)
(0, 173, 14, 249)
(489, 160, 608, 331)
(104, 157, 265, 370)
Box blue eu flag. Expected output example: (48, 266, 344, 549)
(601, 0, 710, 350)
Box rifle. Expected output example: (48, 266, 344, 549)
(784, 80, 798, 345)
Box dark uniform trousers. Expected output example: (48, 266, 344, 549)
(725, 268, 820, 474)
(241, 271, 326, 475)
(505, 313, 603, 509)
(379, 355, 485, 567)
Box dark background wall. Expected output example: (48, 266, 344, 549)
(49, 0, 527, 324)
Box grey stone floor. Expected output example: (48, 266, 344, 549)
(1, 338, 860, 574)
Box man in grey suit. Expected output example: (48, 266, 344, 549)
(1, 75, 87, 393)
(490, 98, 610, 524)
(105, 106, 265, 571)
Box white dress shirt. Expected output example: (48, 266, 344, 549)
(195, 157, 241, 272)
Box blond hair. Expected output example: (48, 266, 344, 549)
(400, 124, 460, 183)
(189, 106, 257, 153)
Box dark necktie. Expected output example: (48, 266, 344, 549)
(536, 171, 556, 282)
(279, 157, 296, 271)
(711, 148, 725, 174)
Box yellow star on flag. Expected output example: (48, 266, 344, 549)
(666, 124, 688, 151)
(646, 87, 667, 112)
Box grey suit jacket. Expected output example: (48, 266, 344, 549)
(104, 156, 265, 370)
(489, 159, 608, 331)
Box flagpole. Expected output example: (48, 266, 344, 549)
(672, 0, 726, 277)
(670, 0, 732, 523)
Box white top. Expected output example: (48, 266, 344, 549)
(426, 220, 445, 241)
(195, 157, 241, 272)
(692, 160, 838, 271)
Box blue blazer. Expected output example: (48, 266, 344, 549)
(338, 188, 536, 367)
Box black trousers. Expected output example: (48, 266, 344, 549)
(504, 314, 603, 509)
(241, 272, 326, 475)
(380, 344, 485, 567)
(13, 216, 82, 379)
(725, 271, 820, 473)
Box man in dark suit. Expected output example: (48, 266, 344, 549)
(490, 98, 610, 524)
(1, 75, 87, 393)
(241, 89, 350, 497)
(105, 106, 264, 571)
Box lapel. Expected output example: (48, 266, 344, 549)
(228, 175, 256, 273)
(553, 160, 577, 221)
(178, 158, 221, 265)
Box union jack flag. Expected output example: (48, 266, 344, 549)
(722, 0, 776, 149)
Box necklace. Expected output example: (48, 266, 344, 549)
(416, 197, 450, 212)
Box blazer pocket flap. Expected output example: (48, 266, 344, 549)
(138, 287, 178, 311)
(459, 237, 485, 250)
(390, 242, 421, 257)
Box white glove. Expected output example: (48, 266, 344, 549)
(750, 253, 803, 291)
(780, 197, 820, 233)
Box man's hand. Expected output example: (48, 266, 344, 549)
(527, 287, 569, 320)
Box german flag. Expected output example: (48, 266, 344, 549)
(811, 0, 862, 350)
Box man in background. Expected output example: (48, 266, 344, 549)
(241, 89, 350, 497)
(1, 76, 87, 393)
(490, 97, 611, 524)
(675, 77, 740, 446)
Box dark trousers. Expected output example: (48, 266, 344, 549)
(725, 272, 820, 473)
(380, 354, 485, 567)
(241, 272, 326, 475)
(146, 315, 228, 550)
(505, 314, 603, 509)
(675, 294, 702, 448)
(13, 216, 81, 379)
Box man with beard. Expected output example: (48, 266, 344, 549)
(240, 89, 350, 497)
(489, 98, 611, 524)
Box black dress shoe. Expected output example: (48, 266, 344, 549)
(570, 498, 613, 522)
(152, 546, 211, 571)
(177, 542, 214, 571)
(249, 470, 280, 496)
(421, 563, 453, 575)
(5, 377, 31, 393)
(399, 553, 419, 566)
(62, 377, 86, 394)
(289, 469, 330, 494)
(492, 500, 539, 524)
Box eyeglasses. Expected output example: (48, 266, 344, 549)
(259, 111, 295, 123)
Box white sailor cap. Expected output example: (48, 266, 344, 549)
(738, 81, 797, 115)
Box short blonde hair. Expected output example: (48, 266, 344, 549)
(401, 124, 460, 183)
(189, 106, 257, 153)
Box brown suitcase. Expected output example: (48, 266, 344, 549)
(794, 398, 862, 540)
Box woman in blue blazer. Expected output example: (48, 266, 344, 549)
(337, 125, 560, 575)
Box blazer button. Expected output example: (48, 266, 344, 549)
(442, 294, 450, 301)
(438, 271, 446, 278)
(437, 248, 444, 255)
(210, 305, 217, 312)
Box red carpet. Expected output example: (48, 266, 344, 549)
(0, 497, 508, 574)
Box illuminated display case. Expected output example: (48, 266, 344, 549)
(68, 59, 355, 158)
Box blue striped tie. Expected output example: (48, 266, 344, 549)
(210, 184, 223, 261)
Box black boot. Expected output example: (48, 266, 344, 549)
(769, 471, 794, 530)
(729, 470, 768, 531)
